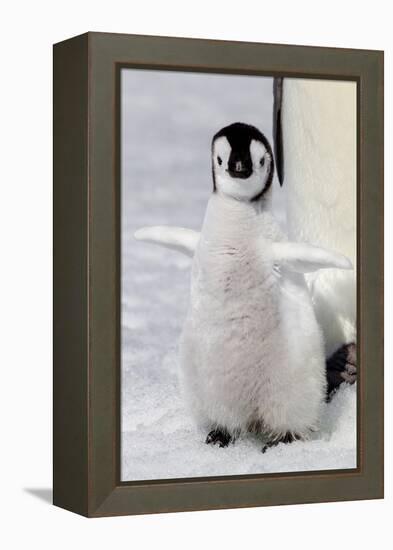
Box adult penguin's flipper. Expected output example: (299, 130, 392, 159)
(273, 77, 284, 186)
(271, 242, 353, 273)
(134, 226, 200, 258)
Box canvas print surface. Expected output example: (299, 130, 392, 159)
(120, 69, 357, 481)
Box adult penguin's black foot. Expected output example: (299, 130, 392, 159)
(326, 342, 357, 398)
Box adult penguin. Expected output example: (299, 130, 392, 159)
(273, 77, 357, 395)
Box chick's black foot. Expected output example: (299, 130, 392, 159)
(326, 342, 357, 398)
(206, 428, 232, 448)
(262, 432, 300, 454)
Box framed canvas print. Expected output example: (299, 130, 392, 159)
(53, 32, 384, 517)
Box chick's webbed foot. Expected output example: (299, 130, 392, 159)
(205, 427, 232, 448)
(262, 432, 300, 454)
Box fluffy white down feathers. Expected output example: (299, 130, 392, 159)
(178, 194, 350, 439)
(136, 192, 352, 440)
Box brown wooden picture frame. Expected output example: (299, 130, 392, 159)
(53, 32, 384, 517)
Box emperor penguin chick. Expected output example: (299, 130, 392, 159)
(135, 122, 353, 450)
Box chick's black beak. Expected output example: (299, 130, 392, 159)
(227, 159, 252, 179)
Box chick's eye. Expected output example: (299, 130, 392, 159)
(260, 157, 265, 167)
(217, 156, 222, 166)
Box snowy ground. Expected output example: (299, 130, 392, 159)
(121, 69, 357, 481)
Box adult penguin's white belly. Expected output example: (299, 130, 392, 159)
(280, 79, 356, 358)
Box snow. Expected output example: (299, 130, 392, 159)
(121, 69, 357, 481)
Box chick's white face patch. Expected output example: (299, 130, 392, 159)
(213, 136, 231, 173)
(213, 137, 271, 201)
